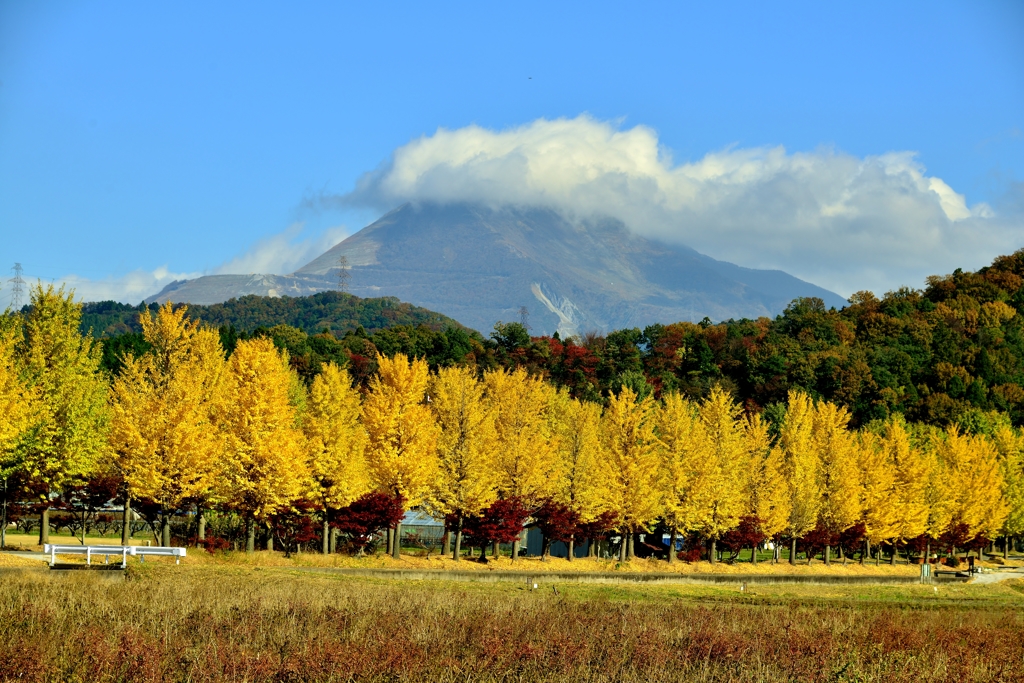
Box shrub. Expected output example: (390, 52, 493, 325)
(677, 547, 703, 563)
(200, 537, 231, 554)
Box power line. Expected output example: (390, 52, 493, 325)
(8, 263, 25, 311)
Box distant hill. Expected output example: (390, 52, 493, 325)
(147, 203, 848, 335)
(81, 291, 464, 337)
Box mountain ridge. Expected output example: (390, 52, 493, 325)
(149, 203, 848, 334)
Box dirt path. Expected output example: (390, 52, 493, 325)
(971, 567, 1024, 585)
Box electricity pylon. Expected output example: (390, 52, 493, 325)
(8, 263, 25, 311)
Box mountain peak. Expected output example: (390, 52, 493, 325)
(150, 202, 846, 334)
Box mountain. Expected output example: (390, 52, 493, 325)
(149, 203, 847, 335)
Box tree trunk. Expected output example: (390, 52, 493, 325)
(121, 496, 131, 546)
(926, 540, 931, 564)
(512, 538, 520, 563)
(862, 538, 869, 565)
(627, 534, 635, 560)
(442, 530, 450, 557)
(709, 538, 717, 565)
(890, 543, 897, 565)
(39, 505, 49, 545)
(386, 528, 393, 555)
(161, 516, 171, 547)
(840, 544, 846, 565)
(1004, 536, 1010, 560)
(668, 529, 677, 564)
(588, 538, 596, 558)
(246, 519, 255, 554)
(330, 528, 337, 554)
(322, 515, 330, 555)
(391, 522, 401, 559)
(789, 536, 797, 566)
(265, 527, 273, 551)
(618, 532, 627, 562)
(492, 540, 499, 559)
(197, 509, 206, 542)
(567, 535, 575, 562)
(824, 544, 831, 566)
(752, 543, 758, 565)
(453, 529, 463, 561)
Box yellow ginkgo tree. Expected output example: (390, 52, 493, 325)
(304, 362, 368, 554)
(658, 392, 711, 563)
(0, 320, 35, 548)
(485, 367, 557, 560)
(601, 386, 662, 562)
(428, 365, 496, 560)
(362, 353, 438, 559)
(18, 284, 108, 544)
(109, 303, 228, 546)
(812, 401, 861, 565)
(222, 338, 308, 553)
(743, 413, 790, 564)
(549, 390, 605, 561)
(779, 391, 820, 565)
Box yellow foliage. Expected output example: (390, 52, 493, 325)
(110, 303, 227, 512)
(812, 401, 861, 533)
(549, 390, 605, 522)
(600, 387, 662, 533)
(0, 326, 34, 477)
(658, 392, 712, 535)
(362, 353, 438, 506)
(992, 426, 1024, 537)
(222, 338, 308, 520)
(933, 426, 1008, 537)
(484, 367, 556, 505)
(780, 391, 820, 537)
(428, 365, 497, 519)
(856, 432, 898, 544)
(744, 413, 790, 539)
(884, 419, 929, 543)
(305, 362, 367, 510)
(696, 386, 747, 540)
(19, 284, 108, 495)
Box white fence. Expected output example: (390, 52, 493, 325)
(43, 544, 186, 568)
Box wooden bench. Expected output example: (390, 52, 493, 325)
(43, 544, 186, 569)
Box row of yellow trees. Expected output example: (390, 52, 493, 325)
(2, 288, 1023, 561)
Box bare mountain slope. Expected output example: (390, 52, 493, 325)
(150, 203, 847, 335)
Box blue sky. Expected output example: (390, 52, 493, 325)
(0, 1, 1022, 305)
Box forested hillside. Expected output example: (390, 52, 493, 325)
(81, 291, 462, 337)
(92, 250, 1024, 429)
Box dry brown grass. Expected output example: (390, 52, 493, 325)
(174, 548, 922, 576)
(1, 564, 1021, 682)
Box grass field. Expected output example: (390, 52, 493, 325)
(1, 562, 1022, 682)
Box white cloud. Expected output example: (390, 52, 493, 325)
(1, 265, 200, 308)
(2, 224, 350, 305)
(213, 223, 349, 276)
(351, 115, 1022, 296)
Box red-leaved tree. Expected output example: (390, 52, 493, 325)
(332, 492, 405, 554)
(719, 515, 764, 563)
(578, 511, 618, 558)
(270, 499, 320, 558)
(463, 497, 530, 561)
(531, 499, 580, 559)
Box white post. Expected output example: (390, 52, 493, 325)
(86, 547, 92, 566)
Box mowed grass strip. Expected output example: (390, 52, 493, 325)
(1, 566, 1022, 683)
